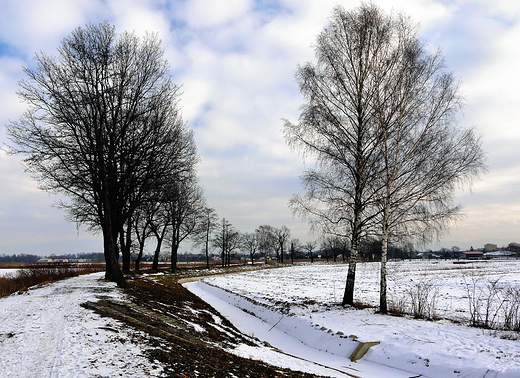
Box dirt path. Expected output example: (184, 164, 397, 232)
(0, 272, 161, 378)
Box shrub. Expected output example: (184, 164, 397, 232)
(406, 279, 440, 320)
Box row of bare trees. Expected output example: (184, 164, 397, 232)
(284, 4, 486, 313)
(212, 222, 307, 266)
(7, 23, 204, 287)
(5, 19, 334, 283)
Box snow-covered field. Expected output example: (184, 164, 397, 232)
(0, 269, 19, 278)
(187, 260, 520, 378)
(0, 272, 163, 378)
(2, 261, 520, 377)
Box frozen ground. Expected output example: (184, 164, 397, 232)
(187, 260, 520, 378)
(0, 272, 163, 378)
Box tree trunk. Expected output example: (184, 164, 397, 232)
(343, 254, 357, 306)
(343, 223, 361, 305)
(380, 184, 390, 314)
(343, 169, 363, 306)
(102, 223, 126, 288)
(100, 187, 126, 287)
(380, 227, 388, 314)
(135, 243, 144, 272)
(152, 236, 163, 272)
(205, 225, 210, 270)
(171, 233, 179, 273)
(121, 222, 132, 272)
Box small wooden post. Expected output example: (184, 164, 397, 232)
(349, 341, 380, 362)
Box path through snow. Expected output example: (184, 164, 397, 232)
(0, 272, 163, 378)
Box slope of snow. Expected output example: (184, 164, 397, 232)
(0, 272, 164, 378)
(187, 280, 419, 377)
(188, 261, 520, 378)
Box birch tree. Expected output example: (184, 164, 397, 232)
(284, 5, 389, 305)
(285, 4, 485, 310)
(370, 17, 486, 313)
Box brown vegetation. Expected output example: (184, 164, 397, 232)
(85, 272, 327, 377)
(0, 263, 104, 298)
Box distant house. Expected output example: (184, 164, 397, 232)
(484, 243, 498, 252)
(485, 250, 516, 259)
(462, 251, 484, 260)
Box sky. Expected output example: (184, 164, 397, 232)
(0, 0, 519, 256)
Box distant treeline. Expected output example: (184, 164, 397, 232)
(0, 253, 105, 263)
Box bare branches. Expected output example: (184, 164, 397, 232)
(284, 4, 486, 309)
(7, 22, 197, 286)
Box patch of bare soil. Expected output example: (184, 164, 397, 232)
(83, 272, 328, 377)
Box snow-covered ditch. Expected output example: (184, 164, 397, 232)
(0, 272, 163, 378)
(186, 261, 520, 378)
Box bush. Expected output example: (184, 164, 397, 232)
(406, 279, 440, 320)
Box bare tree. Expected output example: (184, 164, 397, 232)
(284, 5, 389, 305)
(255, 225, 277, 264)
(273, 226, 291, 263)
(147, 192, 171, 272)
(303, 241, 317, 263)
(193, 207, 219, 269)
(360, 9, 486, 314)
(132, 200, 155, 271)
(241, 232, 258, 265)
(284, 4, 485, 310)
(7, 23, 192, 287)
(167, 175, 205, 273)
(289, 238, 300, 264)
(213, 219, 241, 267)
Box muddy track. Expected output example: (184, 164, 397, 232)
(84, 275, 328, 378)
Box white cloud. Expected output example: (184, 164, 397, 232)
(107, 0, 172, 38)
(1, 0, 520, 254)
(180, 0, 253, 29)
(0, 0, 102, 57)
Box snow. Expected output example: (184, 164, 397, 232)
(2, 261, 519, 378)
(0, 269, 19, 277)
(186, 261, 520, 378)
(0, 272, 164, 378)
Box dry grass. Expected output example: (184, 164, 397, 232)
(0, 263, 104, 298)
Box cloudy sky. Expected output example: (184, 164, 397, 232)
(0, 0, 519, 256)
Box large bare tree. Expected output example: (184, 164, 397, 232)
(284, 5, 389, 305)
(368, 15, 486, 313)
(7, 23, 189, 286)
